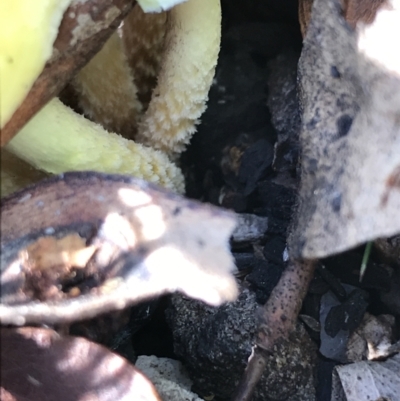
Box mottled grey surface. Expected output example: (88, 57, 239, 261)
(289, 0, 400, 258)
(166, 287, 316, 401)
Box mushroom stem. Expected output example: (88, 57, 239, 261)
(5, 98, 185, 193)
(72, 32, 142, 139)
(136, 0, 221, 156)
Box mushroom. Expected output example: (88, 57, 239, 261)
(0, 0, 73, 128)
(1, 0, 222, 194)
(0, 0, 135, 144)
(6, 98, 185, 193)
(120, 4, 168, 108)
(136, 0, 222, 156)
(71, 31, 143, 139)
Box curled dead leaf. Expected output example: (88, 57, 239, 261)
(0, 172, 238, 326)
(0, 326, 161, 401)
(332, 353, 400, 401)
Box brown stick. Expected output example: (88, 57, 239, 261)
(232, 259, 317, 401)
(232, 346, 268, 401)
(1, 0, 135, 147)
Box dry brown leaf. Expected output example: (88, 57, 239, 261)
(0, 172, 238, 326)
(343, 0, 387, 28)
(0, 326, 161, 401)
(346, 313, 396, 362)
(332, 353, 400, 401)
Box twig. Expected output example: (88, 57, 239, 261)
(232, 346, 268, 401)
(232, 258, 317, 401)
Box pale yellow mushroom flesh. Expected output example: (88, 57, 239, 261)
(0, 0, 72, 128)
(2, 0, 221, 197)
(136, 0, 222, 156)
(6, 98, 185, 193)
(72, 32, 142, 140)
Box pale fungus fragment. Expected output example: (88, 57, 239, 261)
(6, 98, 185, 193)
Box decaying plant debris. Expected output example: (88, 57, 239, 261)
(1, 326, 162, 401)
(0, 172, 238, 325)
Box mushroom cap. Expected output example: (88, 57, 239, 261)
(0, 0, 72, 128)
